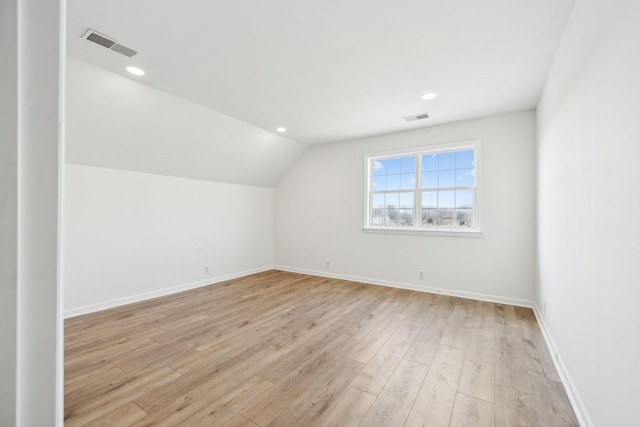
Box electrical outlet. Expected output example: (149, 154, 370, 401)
(204, 266, 209, 274)
(325, 261, 331, 268)
(418, 270, 424, 280)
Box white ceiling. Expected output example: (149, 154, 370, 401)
(67, 0, 575, 146)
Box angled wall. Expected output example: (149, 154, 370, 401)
(63, 58, 296, 315)
(66, 57, 307, 188)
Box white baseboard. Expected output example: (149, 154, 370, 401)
(274, 265, 533, 308)
(532, 304, 593, 427)
(66, 265, 533, 318)
(64, 265, 273, 318)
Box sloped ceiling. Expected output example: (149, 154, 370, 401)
(67, 0, 575, 146)
(66, 58, 307, 187)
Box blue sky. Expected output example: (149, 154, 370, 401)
(371, 150, 475, 210)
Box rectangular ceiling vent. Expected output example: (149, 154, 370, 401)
(403, 113, 429, 122)
(82, 29, 138, 57)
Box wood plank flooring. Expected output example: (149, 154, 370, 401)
(64, 270, 579, 426)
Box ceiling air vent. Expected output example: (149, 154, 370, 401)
(403, 113, 430, 122)
(82, 29, 138, 57)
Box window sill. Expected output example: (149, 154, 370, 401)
(362, 226, 483, 237)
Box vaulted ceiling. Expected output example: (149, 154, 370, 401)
(67, 0, 575, 146)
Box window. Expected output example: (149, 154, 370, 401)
(364, 140, 481, 234)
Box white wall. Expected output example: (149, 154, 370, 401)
(66, 57, 307, 188)
(0, 0, 18, 426)
(536, 1, 640, 426)
(63, 55, 297, 315)
(1, 0, 64, 425)
(276, 111, 536, 304)
(64, 164, 274, 315)
(0, 0, 20, 422)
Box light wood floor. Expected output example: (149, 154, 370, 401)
(65, 270, 579, 426)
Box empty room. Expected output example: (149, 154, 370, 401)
(2, 0, 639, 426)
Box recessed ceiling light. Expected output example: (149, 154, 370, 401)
(276, 127, 286, 133)
(126, 66, 145, 76)
(421, 92, 437, 100)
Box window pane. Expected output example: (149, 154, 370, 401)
(455, 149, 475, 169)
(439, 152, 455, 170)
(372, 193, 385, 208)
(438, 208, 454, 226)
(401, 173, 415, 190)
(439, 191, 454, 208)
(385, 158, 401, 174)
(385, 192, 399, 208)
(422, 154, 438, 171)
(422, 209, 437, 226)
(373, 175, 386, 191)
(456, 168, 475, 187)
(399, 209, 414, 226)
(386, 208, 400, 225)
(455, 190, 473, 208)
(422, 172, 438, 188)
(386, 174, 400, 190)
(399, 192, 414, 208)
(372, 159, 386, 175)
(422, 191, 437, 208)
(456, 209, 473, 227)
(371, 208, 384, 225)
(400, 156, 416, 173)
(438, 170, 455, 188)
(368, 144, 478, 230)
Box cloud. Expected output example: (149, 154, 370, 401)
(459, 170, 472, 180)
(372, 160, 384, 171)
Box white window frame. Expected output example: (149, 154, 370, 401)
(363, 140, 482, 237)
